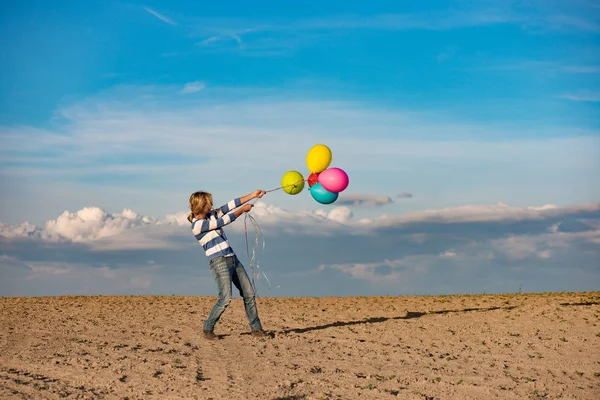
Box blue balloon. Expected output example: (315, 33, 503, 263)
(309, 182, 338, 204)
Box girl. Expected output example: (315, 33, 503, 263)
(188, 189, 269, 340)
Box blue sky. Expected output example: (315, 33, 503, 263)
(0, 0, 599, 297)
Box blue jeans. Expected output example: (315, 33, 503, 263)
(204, 255, 262, 332)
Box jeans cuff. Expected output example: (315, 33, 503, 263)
(250, 323, 262, 331)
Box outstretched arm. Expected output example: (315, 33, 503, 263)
(240, 189, 266, 204)
(214, 198, 242, 217)
(193, 205, 253, 236)
(214, 190, 266, 217)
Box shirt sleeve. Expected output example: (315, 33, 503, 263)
(192, 212, 237, 236)
(214, 198, 241, 218)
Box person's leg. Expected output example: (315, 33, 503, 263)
(231, 256, 263, 332)
(203, 257, 233, 334)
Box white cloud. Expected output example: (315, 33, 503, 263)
(1, 198, 598, 296)
(188, 10, 513, 48)
(3, 84, 598, 184)
(325, 206, 354, 223)
(561, 91, 600, 102)
(0, 202, 356, 249)
(320, 227, 599, 284)
(3, 85, 598, 170)
(44, 207, 156, 242)
(0, 221, 37, 239)
(322, 262, 405, 283)
(290, 12, 514, 31)
(439, 250, 457, 258)
(144, 7, 177, 25)
(180, 81, 206, 94)
(0, 207, 187, 250)
(361, 202, 600, 228)
(2, 201, 599, 250)
(197, 36, 223, 46)
(196, 33, 246, 49)
(12, 261, 163, 294)
(1, 83, 598, 226)
(490, 235, 548, 260)
(235, 203, 359, 237)
(463, 227, 600, 262)
(183, 3, 598, 56)
(189, 3, 598, 39)
(320, 253, 447, 284)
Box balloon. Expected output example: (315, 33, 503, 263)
(318, 167, 349, 193)
(306, 144, 332, 173)
(308, 172, 319, 187)
(281, 170, 305, 195)
(309, 182, 338, 204)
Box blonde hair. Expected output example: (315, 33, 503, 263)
(188, 191, 213, 223)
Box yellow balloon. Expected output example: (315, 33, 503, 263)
(281, 170, 305, 195)
(306, 144, 332, 173)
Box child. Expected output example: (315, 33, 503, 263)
(188, 189, 269, 340)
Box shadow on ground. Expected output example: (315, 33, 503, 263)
(559, 301, 599, 306)
(278, 305, 517, 335)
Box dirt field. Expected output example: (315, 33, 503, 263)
(1, 292, 599, 399)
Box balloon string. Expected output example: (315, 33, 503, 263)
(243, 211, 270, 295)
(241, 177, 306, 293)
(264, 179, 307, 193)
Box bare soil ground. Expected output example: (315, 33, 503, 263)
(1, 292, 599, 399)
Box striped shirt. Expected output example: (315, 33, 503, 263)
(191, 198, 241, 261)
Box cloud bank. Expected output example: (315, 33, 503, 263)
(335, 194, 392, 207)
(1, 200, 598, 297)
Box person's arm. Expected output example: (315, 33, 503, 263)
(214, 198, 242, 218)
(240, 190, 266, 204)
(192, 205, 252, 235)
(215, 190, 266, 217)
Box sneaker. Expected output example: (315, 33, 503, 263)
(203, 330, 218, 340)
(250, 328, 269, 337)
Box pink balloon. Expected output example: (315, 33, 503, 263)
(318, 167, 349, 193)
